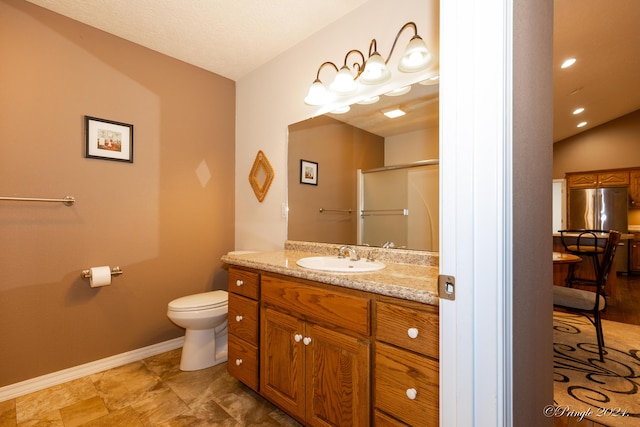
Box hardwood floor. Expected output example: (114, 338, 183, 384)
(601, 273, 640, 326)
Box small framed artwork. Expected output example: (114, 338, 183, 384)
(85, 116, 134, 163)
(300, 159, 318, 185)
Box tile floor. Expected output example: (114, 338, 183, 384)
(0, 349, 302, 426)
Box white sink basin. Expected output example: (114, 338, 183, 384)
(296, 256, 385, 273)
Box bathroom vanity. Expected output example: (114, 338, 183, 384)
(221, 241, 440, 427)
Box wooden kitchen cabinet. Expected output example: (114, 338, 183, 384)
(566, 170, 629, 188)
(629, 170, 640, 208)
(260, 274, 371, 427)
(630, 234, 640, 272)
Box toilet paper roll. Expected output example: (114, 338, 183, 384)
(89, 266, 112, 288)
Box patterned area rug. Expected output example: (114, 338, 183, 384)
(553, 312, 640, 426)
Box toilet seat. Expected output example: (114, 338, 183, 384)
(168, 291, 227, 312)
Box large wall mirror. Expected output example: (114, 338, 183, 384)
(287, 79, 440, 251)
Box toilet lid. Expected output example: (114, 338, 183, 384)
(168, 290, 228, 312)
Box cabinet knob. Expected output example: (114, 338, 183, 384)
(235, 315, 243, 322)
(236, 279, 244, 286)
(235, 359, 243, 366)
(407, 327, 419, 339)
(303, 337, 312, 346)
(406, 388, 417, 400)
(294, 334, 303, 342)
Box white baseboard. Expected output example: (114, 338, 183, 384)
(0, 336, 184, 402)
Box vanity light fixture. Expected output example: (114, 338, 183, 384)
(573, 107, 585, 115)
(561, 58, 576, 69)
(304, 22, 435, 106)
(577, 121, 587, 128)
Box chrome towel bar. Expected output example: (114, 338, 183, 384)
(319, 208, 352, 214)
(360, 209, 409, 216)
(0, 195, 75, 206)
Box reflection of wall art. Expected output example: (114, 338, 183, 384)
(249, 150, 274, 202)
(85, 116, 134, 163)
(300, 160, 318, 185)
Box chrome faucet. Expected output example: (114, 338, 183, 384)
(338, 245, 359, 261)
(382, 241, 395, 249)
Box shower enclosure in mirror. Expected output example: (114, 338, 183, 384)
(287, 80, 439, 251)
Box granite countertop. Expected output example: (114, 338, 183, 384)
(220, 241, 440, 306)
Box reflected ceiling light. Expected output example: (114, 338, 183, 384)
(304, 21, 436, 106)
(384, 85, 411, 97)
(573, 107, 585, 115)
(331, 105, 351, 114)
(358, 95, 380, 105)
(382, 107, 406, 118)
(577, 121, 587, 128)
(561, 58, 576, 69)
(419, 73, 440, 85)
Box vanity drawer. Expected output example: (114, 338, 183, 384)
(228, 338, 259, 391)
(375, 300, 438, 359)
(375, 342, 439, 427)
(261, 275, 371, 336)
(374, 410, 411, 427)
(228, 293, 259, 345)
(228, 268, 260, 300)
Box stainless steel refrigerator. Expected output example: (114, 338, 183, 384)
(568, 186, 629, 272)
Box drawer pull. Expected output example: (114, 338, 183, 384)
(406, 388, 417, 400)
(407, 327, 419, 339)
(236, 279, 244, 286)
(235, 315, 243, 322)
(303, 337, 312, 346)
(235, 359, 243, 366)
(294, 334, 303, 342)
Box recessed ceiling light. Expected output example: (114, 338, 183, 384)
(382, 107, 405, 119)
(573, 107, 585, 115)
(577, 121, 587, 128)
(561, 58, 576, 69)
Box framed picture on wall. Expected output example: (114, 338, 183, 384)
(300, 160, 318, 185)
(85, 116, 134, 163)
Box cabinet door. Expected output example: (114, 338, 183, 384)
(630, 171, 640, 208)
(598, 171, 629, 187)
(260, 307, 306, 420)
(631, 237, 640, 272)
(305, 323, 370, 427)
(566, 173, 598, 188)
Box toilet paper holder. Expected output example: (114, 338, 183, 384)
(81, 266, 123, 280)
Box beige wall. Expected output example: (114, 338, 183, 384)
(553, 109, 640, 178)
(0, 0, 235, 386)
(288, 116, 384, 244)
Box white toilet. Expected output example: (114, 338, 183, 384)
(167, 290, 228, 371)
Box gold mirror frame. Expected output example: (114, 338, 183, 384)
(248, 150, 274, 202)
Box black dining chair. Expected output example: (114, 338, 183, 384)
(553, 230, 621, 362)
(558, 229, 608, 288)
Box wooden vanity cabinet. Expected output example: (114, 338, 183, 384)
(374, 298, 439, 427)
(226, 266, 440, 427)
(260, 274, 371, 427)
(227, 268, 260, 391)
